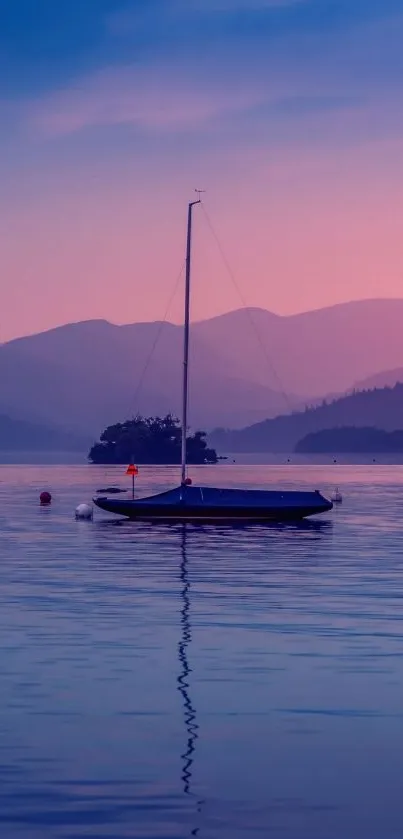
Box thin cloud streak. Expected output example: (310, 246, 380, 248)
(26, 45, 366, 140)
(28, 4, 403, 141)
(28, 68, 267, 136)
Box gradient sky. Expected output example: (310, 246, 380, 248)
(1, 0, 403, 341)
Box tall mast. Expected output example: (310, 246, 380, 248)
(181, 196, 201, 485)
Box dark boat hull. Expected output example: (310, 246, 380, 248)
(94, 485, 333, 522)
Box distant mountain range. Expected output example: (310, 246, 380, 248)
(2, 298, 403, 445)
(209, 384, 403, 453)
(352, 367, 403, 392)
(0, 318, 299, 436)
(193, 298, 403, 395)
(0, 414, 89, 452)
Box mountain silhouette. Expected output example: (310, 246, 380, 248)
(0, 318, 300, 435)
(193, 299, 403, 395)
(296, 427, 403, 453)
(352, 367, 403, 392)
(0, 414, 89, 451)
(2, 298, 403, 438)
(209, 384, 403, 453)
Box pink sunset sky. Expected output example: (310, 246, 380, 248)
(0, 0, 402, 342)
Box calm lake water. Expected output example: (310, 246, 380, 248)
(1, 463, 403, 838)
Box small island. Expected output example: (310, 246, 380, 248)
(295, 426, 403, 453)
(89, 414, 218, 465)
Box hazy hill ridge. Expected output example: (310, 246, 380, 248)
(2, 299, 403, 437)
(0, 414, 89, 451)
(209, 384, 403, 453)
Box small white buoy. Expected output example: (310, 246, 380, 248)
(331, 488, 343, 504)
(75, 503, 93, 520)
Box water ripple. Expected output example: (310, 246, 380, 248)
(1, 464, 403, 838)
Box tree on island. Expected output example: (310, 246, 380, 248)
(88, 414, 218, 465)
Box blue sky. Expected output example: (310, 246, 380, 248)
(1, 0, 403, 340)
(1, 0, 402, 138)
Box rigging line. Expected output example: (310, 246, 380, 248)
(127, 262, 185, 419)
(200, 204, 293, 414)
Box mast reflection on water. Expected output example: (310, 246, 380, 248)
(177, 525, 204, 836)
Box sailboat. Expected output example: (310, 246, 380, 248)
(94, 196, 332, 522)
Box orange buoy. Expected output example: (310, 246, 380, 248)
(126, 464, 138, 476)
(184, 477, 192, 486)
